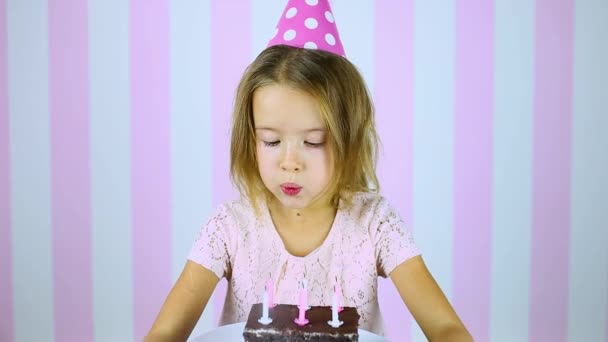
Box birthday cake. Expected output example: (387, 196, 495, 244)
(243, 303, 360, 341)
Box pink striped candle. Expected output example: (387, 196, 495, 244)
(335, 283, 343, 313)
(294, 287, 309, 326)
(267, 277, 276, 308)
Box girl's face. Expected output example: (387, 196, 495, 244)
(253, 84, 334, 211)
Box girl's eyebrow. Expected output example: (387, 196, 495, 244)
(255, 127, 326, 133)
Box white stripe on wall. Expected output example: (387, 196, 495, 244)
(89, 0, 134, 341)
(169, 1, 214, 338)
(8, 1, 54, 341)
(568, 0, 608, 341)
(331, 0, 375, 92)
(412, 1, 455, 341)
(490, 1, 534, 341)
(252, 0, 286, 59)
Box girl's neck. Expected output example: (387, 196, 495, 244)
(267, 197, 336, 231)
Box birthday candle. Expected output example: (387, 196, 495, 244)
(258, 287, 272, 325)
(331, 292, 339, 321)
(327, 291, 343, 328)
(297, 303, 307, 321)
(262, 291, 270, 318)
(294, 281, 309, 326)
(334, 282, 343, 313)
(299, 284, 306, 310)
(267, 274, 276, 307)
(302, 278, 310, 310)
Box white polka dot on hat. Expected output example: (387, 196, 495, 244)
(267, 0, 346, 56)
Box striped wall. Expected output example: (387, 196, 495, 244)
(1, 1, 607, 341)
(89, 0, 133, 340)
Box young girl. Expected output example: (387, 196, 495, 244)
(146, 2, 471, 341)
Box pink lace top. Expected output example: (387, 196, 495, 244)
(188, 192, 420, 336)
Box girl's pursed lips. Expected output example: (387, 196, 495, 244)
(281, 182, 302, 189)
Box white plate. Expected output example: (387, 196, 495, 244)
(190, 322, 389, 342)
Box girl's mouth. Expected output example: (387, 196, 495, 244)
(280, 183, 302, 196)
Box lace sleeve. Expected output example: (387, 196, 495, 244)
(370, 198, 421, 278)
(187, 204, 233, 279)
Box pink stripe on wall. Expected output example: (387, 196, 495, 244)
(211, 2, 250, 207)
(453, 0, 494, 340)
(130, 0, 172, 340)
(0, 0, 14, 340)
(210, 1, 251, 323)
(48, 0, 93, 340)
(374, 1, 414, 341)
(529, 0, 574, 341)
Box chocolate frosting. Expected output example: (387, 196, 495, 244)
(244, 303, 359, 341)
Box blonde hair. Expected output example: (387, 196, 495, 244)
(230, 45, 380, 214)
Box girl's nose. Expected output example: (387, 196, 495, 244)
(280, 146, 302, 172)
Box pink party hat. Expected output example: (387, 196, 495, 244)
(267, 0, 346, 56)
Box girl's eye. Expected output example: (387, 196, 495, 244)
(263, 141, 280, 147)
(305, 141, 325, 148)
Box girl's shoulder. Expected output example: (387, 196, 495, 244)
(340, 191, 412, 236)
(340, 191, 391, 217)
(207, 195, 276, 239)
(211, 196, 260, 228)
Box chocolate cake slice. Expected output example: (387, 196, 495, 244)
(243, 303, 360, 341)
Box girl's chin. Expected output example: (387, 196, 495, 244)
(273, 193, 309, 208)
